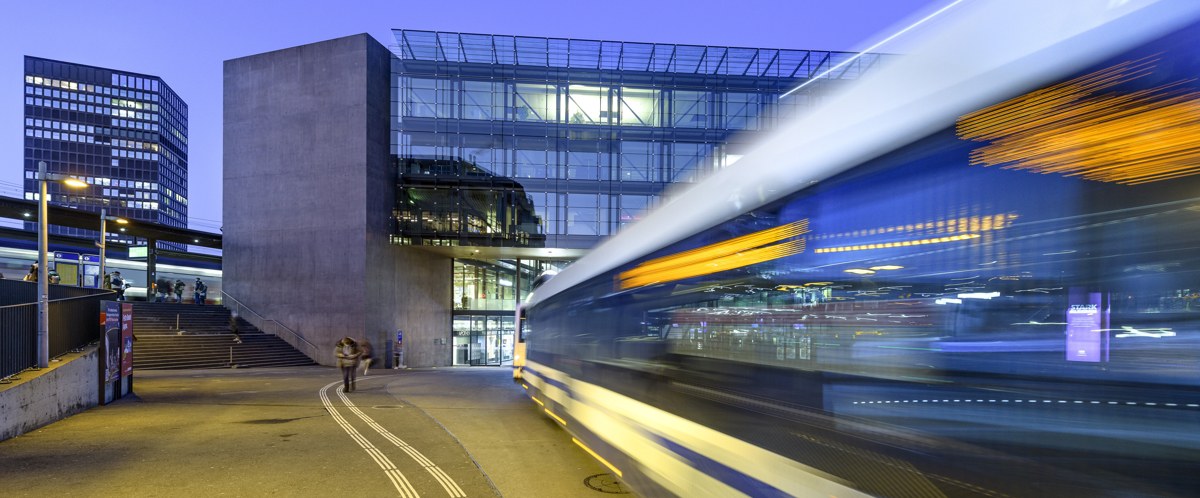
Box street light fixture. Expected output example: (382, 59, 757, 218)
(36, 160, 87, 369)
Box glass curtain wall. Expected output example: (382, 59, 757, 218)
(23, 57, 190, 252)
(451, 258, 568, 365)
(392, 30, 890, 365)
(391, 30, 888, 251)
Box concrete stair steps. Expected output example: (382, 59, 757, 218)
(130, 306, 315, 369)
(135, 319, 232, 326)
(134, 318, 264, 336)
(135, 347, 306, 360)
(133, 314, 231, 321)
(136, 323, 230, 329)
(134, 328, 251, 335)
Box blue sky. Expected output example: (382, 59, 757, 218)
(0, 0, 938, 234)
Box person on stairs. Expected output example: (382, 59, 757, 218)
(230, 312, 243, 344)
(193, 278, 207, 305)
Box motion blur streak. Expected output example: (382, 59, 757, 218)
(960, 56, 1200, 184)
(520, 1, 1200, 496)
(814, 233, 979, 253)
(526, 363, 870, 498)
(618, 220, 809, 289)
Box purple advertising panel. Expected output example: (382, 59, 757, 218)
(103, 301, 120, 382)
(1066, 292, 1109, 362)
(121, 303, 134, 376)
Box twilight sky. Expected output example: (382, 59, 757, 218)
(0, 0, 939, 235)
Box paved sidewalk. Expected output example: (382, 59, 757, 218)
(0, 366, 626, 497)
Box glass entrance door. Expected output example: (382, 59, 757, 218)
(451, 313, 517, 366)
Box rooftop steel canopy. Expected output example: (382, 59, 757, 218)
(393, 29, 891, 81)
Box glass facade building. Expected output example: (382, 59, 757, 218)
(388, 30, 889, 365)
(22, 56, 189, 251)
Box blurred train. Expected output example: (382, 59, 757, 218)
(515, 1, 1200, 496)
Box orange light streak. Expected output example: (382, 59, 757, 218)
(617, 220, 809, 290)
(958, 56, 1200, 185)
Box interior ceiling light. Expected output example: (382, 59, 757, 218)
(815, 233, 980, 253)
(844, 269, 876, 275)
(958, 291, 1000, 299)
(869, 265, 904, 270)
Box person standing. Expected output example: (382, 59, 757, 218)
(155, 277, 171, 302)
(174, 279, 185, 303)
(335, 337, 362, 393)
(23, 263, 38, 282)
(193, 278, 207, 305)
(111, 271, 125, 301)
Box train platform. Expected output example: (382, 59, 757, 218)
(0, 366, 628, 497)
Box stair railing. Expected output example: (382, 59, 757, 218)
(221, 291, 319, 361)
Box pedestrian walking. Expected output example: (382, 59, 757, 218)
(23, 263, 37, 282)
(174, 279, 185, 303)
(359, 339, 374, 376)
(335, 337, 362, 393)
(193, 278, 207, 305)
(230, 312, 243, 344)
(155, 277, 172, 302)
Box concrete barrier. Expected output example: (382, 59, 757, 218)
(0, 346, 99, 442)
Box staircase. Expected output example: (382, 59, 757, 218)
(130, 302, 317, 369)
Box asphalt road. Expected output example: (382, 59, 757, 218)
(0, 366, 631, 498)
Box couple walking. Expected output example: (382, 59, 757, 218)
(334, 337, 374, 393)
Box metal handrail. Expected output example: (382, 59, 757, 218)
(221, 291, 318, 354)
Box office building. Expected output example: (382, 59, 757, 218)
(224, 32, 885, 367)
(23, 56, 188, 251)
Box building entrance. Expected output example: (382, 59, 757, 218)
(450, 259, 568, 366)
(452, 314, 514, 366)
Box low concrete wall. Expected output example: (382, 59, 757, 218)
(0, 346, 99, 442)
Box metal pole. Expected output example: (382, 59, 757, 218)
(37, 161, 49, 369)
(99, 208, 107, 288)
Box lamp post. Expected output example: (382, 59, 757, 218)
(36, 160, 87, 369)
(98, 208, 128, 290)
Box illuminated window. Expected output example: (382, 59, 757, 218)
(512, 84, 557, 122)
(618, 88, 660, 127)
(566, 85, 610, 124)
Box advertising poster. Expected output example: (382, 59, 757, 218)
(1066, 291, 1109, 362)
(104, 301, 120, 382)
(121, 303, 134, 376)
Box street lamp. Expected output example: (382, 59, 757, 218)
(36, 160, 87, 369)
(97, 208, 128, 291)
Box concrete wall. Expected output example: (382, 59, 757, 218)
(224, 34, 454, 367)
(0, 346, 99, 442)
